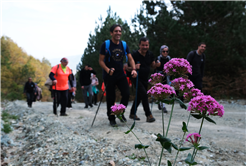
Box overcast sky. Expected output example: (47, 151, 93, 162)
(1, 0, 171, 74)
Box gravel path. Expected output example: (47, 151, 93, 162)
(1, 99, 246, 166)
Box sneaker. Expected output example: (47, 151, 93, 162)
(84, 105, 88, 108)
(129, 114, 140, 120)
(60, 113, 68, 116)
(94, 103, 98, 106)
(89, 104, 93, 108)
(110, 120, 117, 127)
(120, 115, 127, 123)
(162, 107, 168, 113)
(146, 114, 155, 123)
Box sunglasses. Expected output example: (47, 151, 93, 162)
(162, 51, 169, 53)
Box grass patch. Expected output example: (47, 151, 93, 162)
(2, 124, 12, 133)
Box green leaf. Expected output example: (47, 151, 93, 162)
(135, 144, 149, 149)
(167, 160, 172, 166)
(204, 117, 216, 124)
(185, 153, 197, 165)
(161, 99, 175, 104)
(179, 147, 192, 151)
(182, 121, 188, 132)
(124, 121, 135, 134)
(171, 143, 179, 150)
(156, 134, 172, 153)
(175, 98, 187, 109)
(197, 146, 209, 150)
(191, 114, 203, 119)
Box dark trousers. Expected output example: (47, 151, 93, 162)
(53, 90, 68, 115)
(26, 92, 34, 107)
(92, 93, 98, 104)
(104, 76, 130, 121)
(190, 75, 203, 91)
(67, 92, 72, 108)
(130, 79, 152, 117)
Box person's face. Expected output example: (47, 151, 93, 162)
(28, 78, 32, 82)
(85, 65, 88, 70)
(161, 48, 169, 57)
(61, 60, 68, 67)
(139, 40, 149, 54)
(110, 26, 122, 41)
(198, 44, 206, 53)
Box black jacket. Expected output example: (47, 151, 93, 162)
(79, 68, 96, 86)
(24, 82, 36, 93)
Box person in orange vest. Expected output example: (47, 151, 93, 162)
(49, 57, 74, 116)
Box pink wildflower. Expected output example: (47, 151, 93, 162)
(147, 83, 176, 101)
(164, 58, 192, 78)
(148, 73, 164, 85)
(111, 104, 126, 116)
(188, 95, 224, 117)
(186, 133, 201, 146)
(183, 88, 204, 102)
(171, 77, 194, 96)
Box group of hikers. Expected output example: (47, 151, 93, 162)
(24, 24, 206, 127)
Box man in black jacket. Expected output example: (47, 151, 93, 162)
(79, 65, 96, 108)
(24, 77, 36, 108)
(187, 42, 206, 91)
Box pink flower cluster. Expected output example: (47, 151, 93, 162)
(148, 73, 164, 85)
(111, 104, 126, 116)
(147, 83, 176, 101)
(188, 95, 224, 117)
(171, 77, 194, 93)
(164, 58, 192, 77)
(183, 88, 204, 102)
(186, 133, 201, 146)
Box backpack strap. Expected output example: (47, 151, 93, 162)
(122, 40, 128, 63)
(105, 40, 111, 62)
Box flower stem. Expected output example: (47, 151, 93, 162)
(158, 102, 165, 166)
(192, 116, 205, 161)
(126, 124, 151, 166)
(158, 148, 164, 166)
(165, 100, 175, 137)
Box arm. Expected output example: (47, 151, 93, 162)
(127, 53, 137, 78)
(201, 54, 205, 78)
(49, 72, 57, 84)
(99, 54, 114, 76)
(68, 74, 73, 88)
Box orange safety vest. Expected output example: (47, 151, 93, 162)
(51, 64, 72, 91)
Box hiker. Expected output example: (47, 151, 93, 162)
(155, 45, 171, 113)
(79, 64, 96, 108)
(23, 77, 36, 108)
(67, 70, 76, 110)
(49, 57, 74, 116)
(91, 74, 99, 106)
(126, 37, 160, 122)
(186, 42, 206, 91)
(99, 24, 137, 127)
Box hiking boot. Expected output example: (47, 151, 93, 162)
(110, 120, 117, 127)
(84, 105, 88, 108)
(120, 115, 127, 123)
(60, 113, 68, 116)
(162, 107, 168, 113)
(89, 104, 93, 108)
(146, 114, 155, 123)
(129, 114, 140, 120)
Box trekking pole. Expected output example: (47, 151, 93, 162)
(55, 84, 58, 117)
(134, 62, 140, 121)
(91, 87, 106, 127)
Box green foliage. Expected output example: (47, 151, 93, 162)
(135, 144, 149, 149)
(124, 121, 135, 134)
(2, 124, 12, 133)
(185, 153, 197, 165)
(133, 1, 246, 78)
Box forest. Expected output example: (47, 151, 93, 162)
(1, 1, 246, 101)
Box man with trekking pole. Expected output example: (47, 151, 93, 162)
(49, 57, 74, 116)
(126, 37, 160, 123)
(98, 24, 137, 127)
